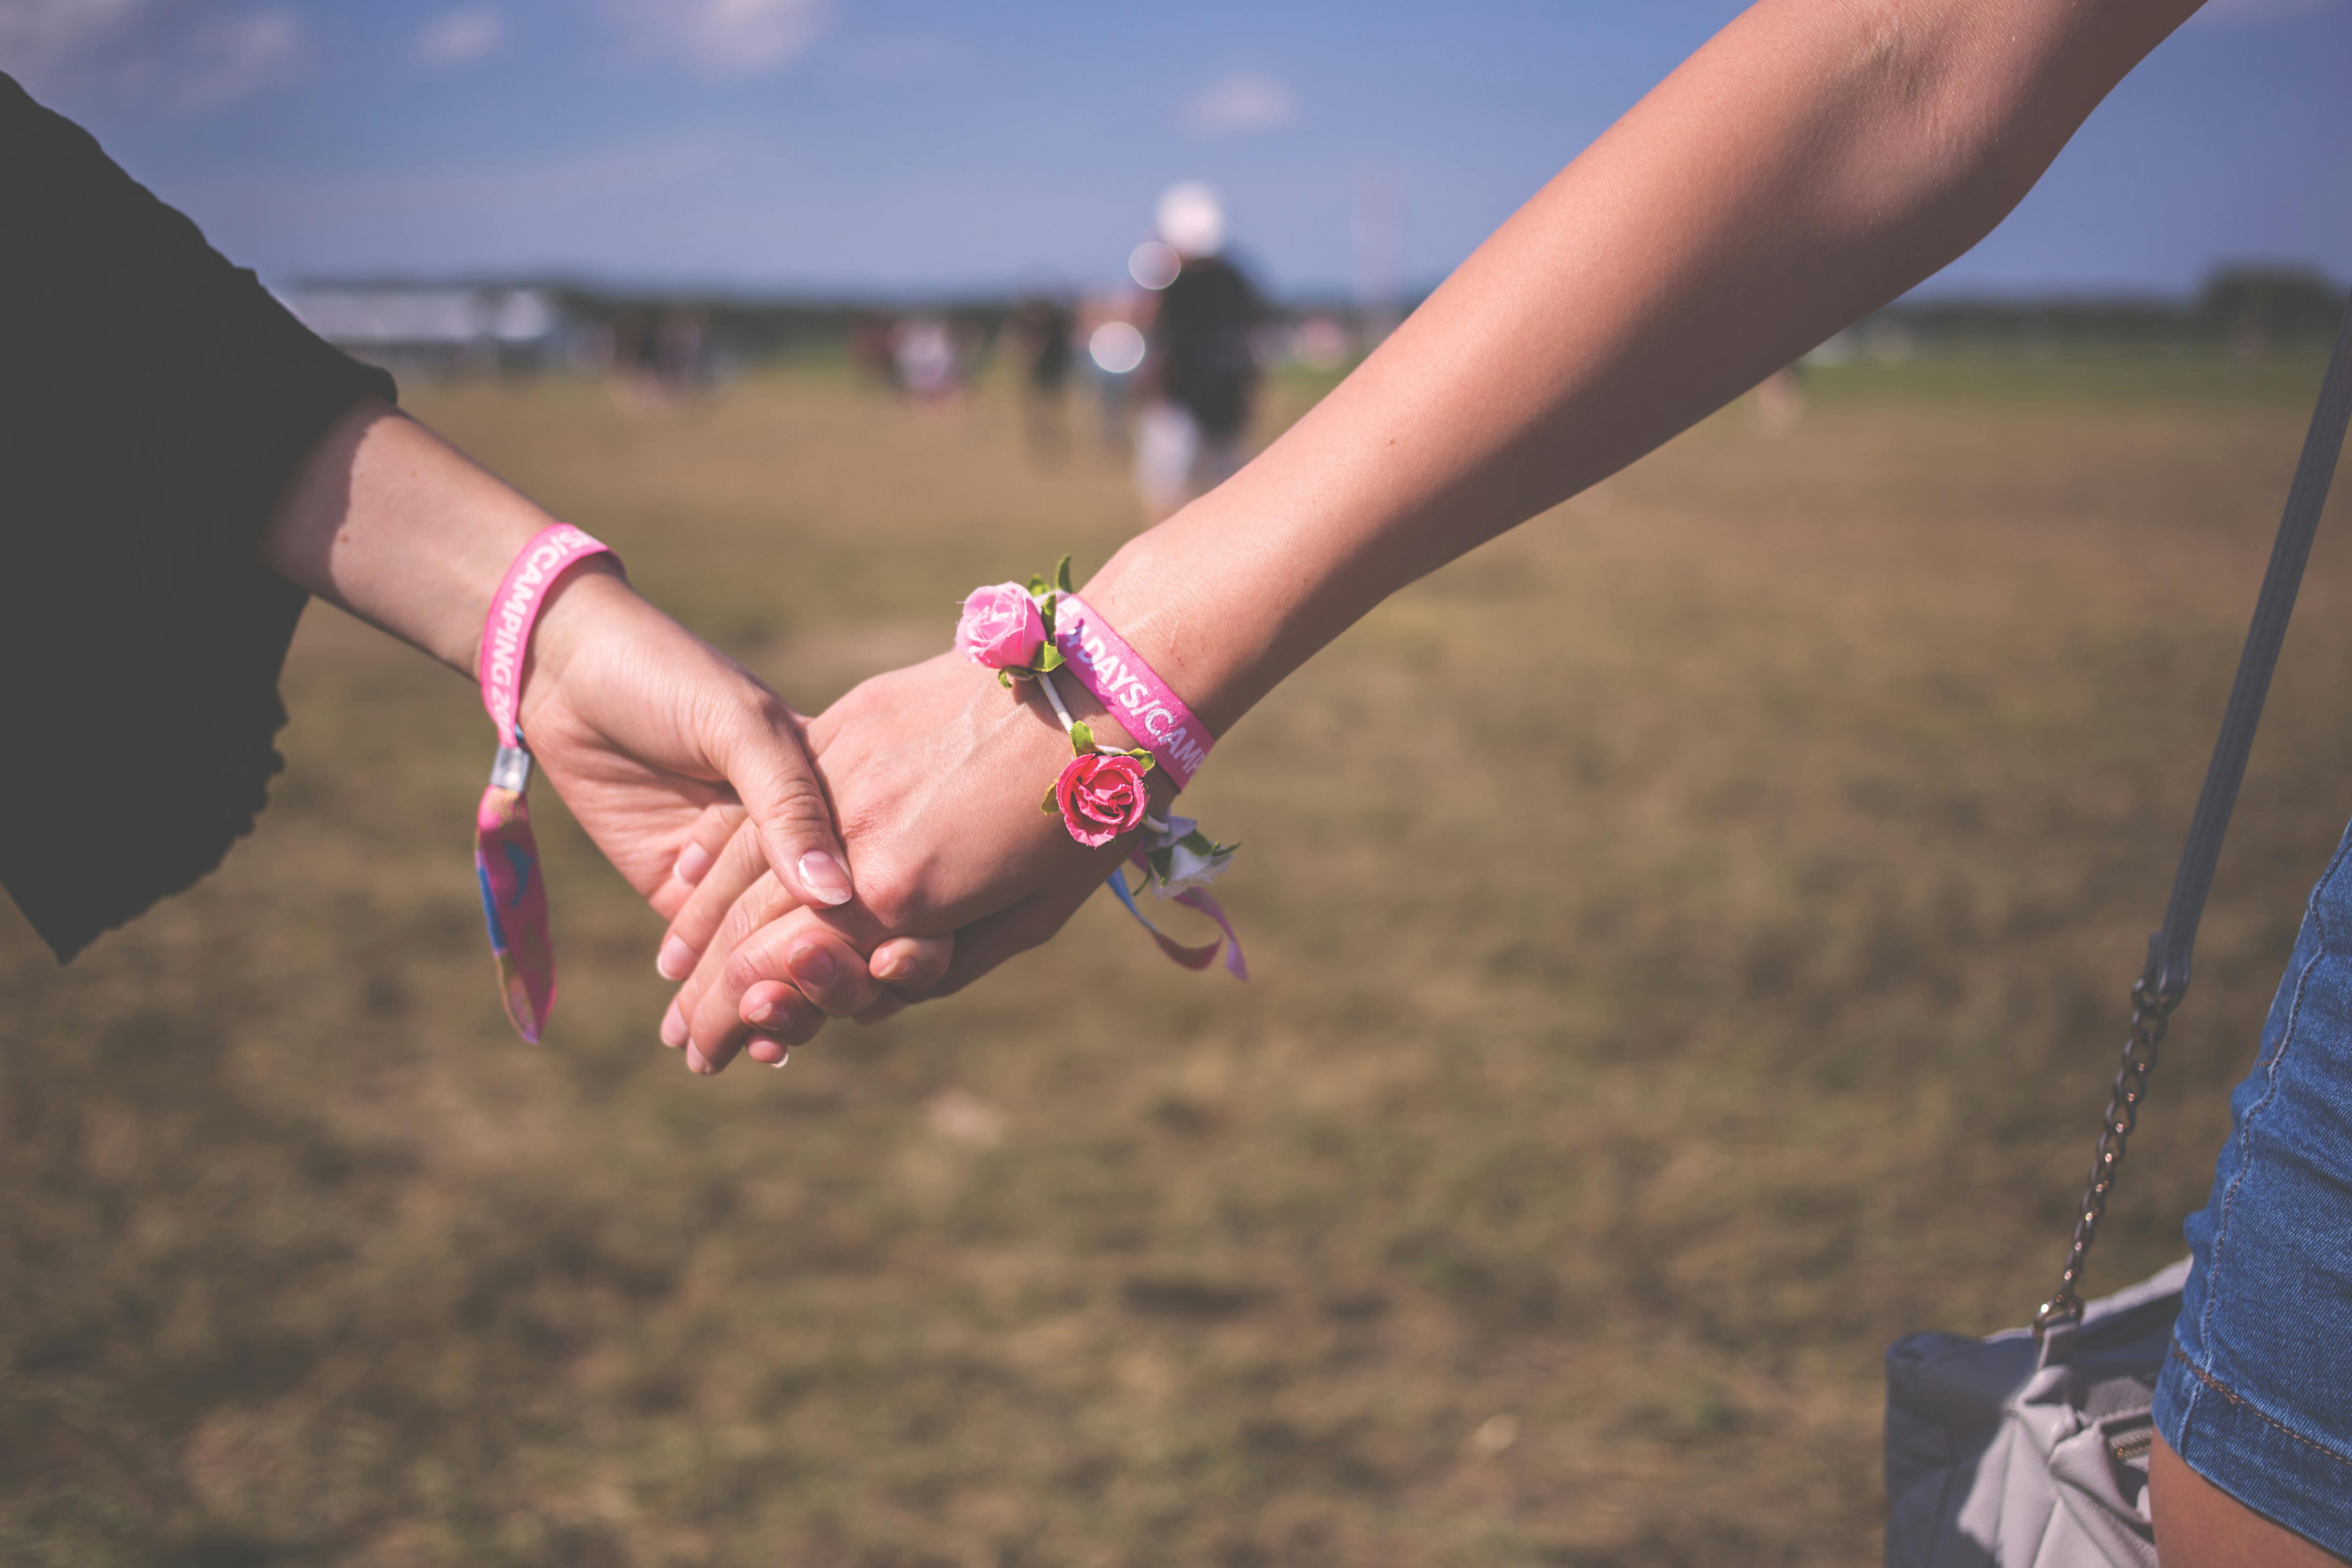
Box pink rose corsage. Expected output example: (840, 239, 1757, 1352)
(960, 556, 1246, 978)
(954, 564, 1069, 687)
(1053, 744, 1153, 846)
(955, 582, 1048, 676)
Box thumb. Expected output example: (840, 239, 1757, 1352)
(707, 696, 856, 909)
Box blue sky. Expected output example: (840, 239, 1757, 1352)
(8, 0, 2350, 300)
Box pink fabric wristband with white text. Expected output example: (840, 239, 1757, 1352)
(473, 523, 615, 1042)
(1051, 593, 1213, 790)
(479, 524, 613, 747)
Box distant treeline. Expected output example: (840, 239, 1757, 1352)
(1862, 264, 2346, 353)
(289, 262, 2345, 375)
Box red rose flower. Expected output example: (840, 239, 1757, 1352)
(1054, 752, 1150, 846)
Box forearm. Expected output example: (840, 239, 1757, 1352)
(1084, 0, 2202, 735)
(258, 396, 611, 679)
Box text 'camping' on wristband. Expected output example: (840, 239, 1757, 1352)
(473, 523, 616, 1041)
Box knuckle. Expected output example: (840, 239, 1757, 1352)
(721, 940, 781, 997)
(858, 869, 936, 934)
(712, 873, 784, 949)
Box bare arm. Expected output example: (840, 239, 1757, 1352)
(1086, 0, 2206, 728)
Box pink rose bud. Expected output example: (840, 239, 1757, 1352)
(955, 583, 1046, 672)
(1054, 752, 1150, 847)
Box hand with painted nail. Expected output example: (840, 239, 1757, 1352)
(653, 649, 1159, 1072)
(252, 402, 872, 1044)
(652, 836, 956, 1072)
(498, 564, 861, 941)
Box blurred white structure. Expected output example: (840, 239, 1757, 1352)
(274, 285, 568, 374)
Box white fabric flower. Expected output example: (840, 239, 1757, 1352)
(1142, 816, 1236, 897)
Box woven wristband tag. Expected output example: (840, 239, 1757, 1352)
(473, 524, 614, 1042)
(1050, 593, 1212, 790)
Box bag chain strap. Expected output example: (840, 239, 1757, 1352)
(2028, 292, 2352, 1345)
(2033, 973, 2179, 1337)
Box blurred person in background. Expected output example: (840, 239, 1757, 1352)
(1132, 182, 1264, 522)
(1009, 293, 1077, 462)
(0, 72, 936, 1049)
(657, 0, 2344, 1558)
(892, 314, 964, 412)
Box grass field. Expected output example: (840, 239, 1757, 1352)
(5, 350, 2349, 1566)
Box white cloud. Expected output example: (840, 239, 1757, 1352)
(606, 0, 832, 78)
(2187, 0, 2335, 25)
(174, 9, 307, 110)
(416, 9, 504, 66)
(0, 0, 149, 87)
(1182, 72, 1298, 137)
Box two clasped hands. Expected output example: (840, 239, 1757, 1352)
(265, 398, 1253, 1076)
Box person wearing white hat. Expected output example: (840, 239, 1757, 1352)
(1132, 182, 1263, 522)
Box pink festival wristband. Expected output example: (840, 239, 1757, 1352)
(472, 524, 616, 1042)
(1051, 593, 1213, 790)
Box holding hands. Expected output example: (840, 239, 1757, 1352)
(657, 557, 1239, 1074)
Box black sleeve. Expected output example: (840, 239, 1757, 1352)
(0, 73, 398, 962)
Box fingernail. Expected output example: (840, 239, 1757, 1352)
(747, 996, 785, 1028)
(797, 850, 853, 907)
(657, 935, 696, 982)
(686, 1044, 716, 1075)
(747, 1038, 784, 1066)
(660, 1001, 688, 1049)
(673, 842, 715, 886)
(872, 950, 908, 982)
(771, 1052, 791, 1070)
(786, 944, 837, 990)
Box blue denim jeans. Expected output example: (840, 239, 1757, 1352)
(2156, 825, 2352, 1554)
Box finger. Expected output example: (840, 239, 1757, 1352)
(648, 800, 744, 923)
(657, 818, 772, 980)
(741, 981, 802, 1036)
(680, 897, 850, 1071)
(869, 933, 953, 991)
(709, 697, 857, 911)
(670, 869, 799, 1044)
(740, 986, 829, 1068)
(686, 984, 824, 1077)
(893, 888, 1092, 1004)
(696, 909, 886, 1048)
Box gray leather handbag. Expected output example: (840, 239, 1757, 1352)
(1882, 294, 2352, 1568)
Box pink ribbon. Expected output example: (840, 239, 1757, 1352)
(1052, 593, 1213, 791)
(1111, 856, 1248, 980)
(472, 525, 614, 1042)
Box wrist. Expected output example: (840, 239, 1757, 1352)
(509, 558, 638, 738)
(1080, 503, 1285, 741)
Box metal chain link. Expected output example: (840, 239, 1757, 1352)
(2033, 974, 2181, 1338)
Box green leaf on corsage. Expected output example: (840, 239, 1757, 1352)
(1033, 644, 1064, 673)
(1054, 554, 1074, 594)
(1068, 719, 1095, 754)
(1041, 784, 1059, 813)
(997, 669, 1015, 689)
(1027, 574, 1050, 598)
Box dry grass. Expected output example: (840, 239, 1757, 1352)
(4, 352, 2346, 1566)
